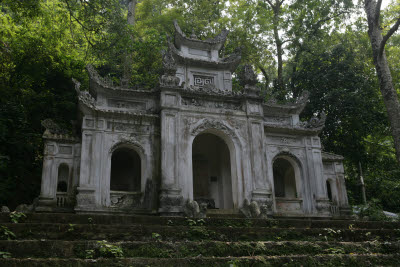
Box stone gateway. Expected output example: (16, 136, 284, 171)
(36, 21, 351, 218)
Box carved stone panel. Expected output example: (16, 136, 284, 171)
(46, 145, 55, 155)
(181, 97, 242, 111)
(108, 99, 146, 110)
(323, 163, 335, 174)
(189, 48, 210, 58)
(265, 136, 303, 147)
(85, 119, 94, 128)
(264, 116, 291, 126)
(59, 145, 73, 155)
(164, 94, 177, 106)
(107, 121, 150, 132)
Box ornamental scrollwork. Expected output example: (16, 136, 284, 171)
(41, 119, 67, 135)
(301, 112, 326, 129)
(72, 78, 96, 108)
(191, 119, 237, 138)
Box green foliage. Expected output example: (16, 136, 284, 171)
(186, 218, 206, 226)
(96, 240, 123, 258)
(151, 232, 162, 241)
(357, 199, 389, 221)
(0, 226, 16, 240)
(67, 223, 76, 232)
(9, 212, 26, 223)
(81, 240, 123, 259)
(0, 251, 12, 259)
(84, 249, 95, 259)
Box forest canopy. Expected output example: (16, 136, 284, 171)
(0, 0, 399, 212)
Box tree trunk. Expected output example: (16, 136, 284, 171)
(272, 3, 283, 89)
(127, 0, 137, 26)
(265, 0, 284, 89)
(364, 0, 400, 164)
(122, 0, 137, 86)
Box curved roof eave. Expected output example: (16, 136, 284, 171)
(173, 20, 228, 51)
(168, 41, 241, 72)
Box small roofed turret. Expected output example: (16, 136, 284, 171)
(167, 20, 241, 91)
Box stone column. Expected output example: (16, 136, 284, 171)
(246, 100, 273, 210)
(335, 162, 352, 216)
(306, 136, 330, 215)
(158, 90, 183, 215)
(36, 141, 57, 211)
(75, 127, 96, 211)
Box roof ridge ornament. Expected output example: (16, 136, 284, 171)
(73, 77, 96, 109)
(238, 64, 261, 97)
(160, 43, 181, 87)
(301, 111, 326, 129)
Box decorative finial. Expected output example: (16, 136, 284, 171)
(242, 64, 258, 86)
(190, 29, 198, 39)
(159, 45, 180, 87)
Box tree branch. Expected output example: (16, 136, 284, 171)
(62, 0, 94, 47)
(264, 0, 273, 8)
(313, 11, 350, 29)
(379, 17, 400, 56)
(375, 0, 382, 24)
(281, 38, 295, 45)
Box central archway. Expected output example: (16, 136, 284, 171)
(110, 147, 141, 192)
(192, 133, 233, 209)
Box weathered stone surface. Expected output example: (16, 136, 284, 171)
(15, 204, 33, 213)
(36, 21, 350, 219)
(1, 206, 10, 213)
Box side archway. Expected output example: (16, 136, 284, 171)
(108, 142, 145, 193)
(272, 154, 304, 214)
(57, 163, 70, 193)
(110, 147, 141, 192)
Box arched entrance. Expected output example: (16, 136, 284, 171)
(326, 180, 333, 202)
(192, 133, 233, 209)
(273, 156, 303, 214)
(110, 147, 141, 192)
(57, 163, 69, 193)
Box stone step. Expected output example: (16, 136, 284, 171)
(1, 213, 399, 229)
(1, 223, 399, 242)
(0, 240, 399, 259)
(0, 254, 399, 267)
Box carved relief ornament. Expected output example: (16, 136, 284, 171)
(191, 119, 237, 138)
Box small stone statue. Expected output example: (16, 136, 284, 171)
(249, 201, 261, 218)
(198, 202, 208, 218)
(259, 205, 268, 219)
(240, 199, 269, 219)
(184, 199, 206, 218)
(240, 199, 251, 217)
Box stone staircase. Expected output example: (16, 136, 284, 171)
(0, 213, 399, 266)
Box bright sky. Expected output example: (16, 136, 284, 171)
(382, 0, 391, 9)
